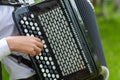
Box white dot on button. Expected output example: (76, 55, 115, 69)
(43, 73, 47, 77)
(26, 33, 30, 36)
(36, 27, 40, 31)
(46, 61, 50, 65)
(45, 49, 49, 53)
(25, 21, 29, 25)
(56, 74, 59, 78)
(44, 44, 47, 48)
(31, 26, 35, 30)
(48, 73, 51, 77)
(51, 61, 54, 65)
(52, 74, 55, 78)
(53, 66, 56, 70)
(23, 17, 27, 21)
(21, 20, 25, 24)
(49, 57, 52, 61)
(30, 14, 34, 18)
(41, 68, 45, 73)
(30, 22, 33, 26)
(44, 57, 48, 61)
(36, 56, 39, 60)
(34, 23, 38, 26)
(46, 69, 49, 73)
(39, 64, 43, 68)
(24, 29, 28, 33)
(42, 40, 45, 44)
(38, 31, 41, 35)
(40, 56, 43, 60)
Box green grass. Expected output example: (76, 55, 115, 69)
(95, 3, 120, 79)
(97, 16, 120, 80)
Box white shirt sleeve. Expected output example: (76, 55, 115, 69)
(0, 38, 11, 61)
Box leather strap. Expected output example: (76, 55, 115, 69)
(0, 0, 24, 7)
(10, 54, 34, 69)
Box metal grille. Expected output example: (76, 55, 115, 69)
(38, 7, 86, 76)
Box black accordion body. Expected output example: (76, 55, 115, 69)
(13, 0, 102, 80)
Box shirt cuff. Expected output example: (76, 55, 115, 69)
(0, 38, 11, 60)
(101, 66, 109, 80)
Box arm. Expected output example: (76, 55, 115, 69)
(0, 36, 43, 60)
(0, 38, 11, 61)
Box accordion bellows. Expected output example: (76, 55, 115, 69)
(13, 0, 101, 80)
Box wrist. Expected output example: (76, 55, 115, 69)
(6, 37, 15, 52)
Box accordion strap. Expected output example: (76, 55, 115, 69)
(10, 54, 33, 69)
(0, 0, 24, 7)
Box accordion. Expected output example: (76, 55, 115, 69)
(13, 0, 102, 80)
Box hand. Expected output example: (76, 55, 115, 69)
(6, 36, 43, 56)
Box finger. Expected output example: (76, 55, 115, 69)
(29, 48, 37, 56)
(34, 46, 42, 55)
(34, 41, 43, 50)
(34, 37, 41, 42)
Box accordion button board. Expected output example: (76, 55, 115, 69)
(13, 0, 101, 80)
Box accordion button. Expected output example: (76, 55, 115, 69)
(44, 65, 47, 69)
(33, 31, 37, 35)
(52, 74, 55, 78)
(23, 17, 27, 21)
(45, 78, 49, 80)
(24, 29, 28, 33)
(42, 61, 46, 65)
(31, 26, 35, 30)
(22, 25, 26, 28)
(20, 20, 24, 24)
(39, 64, 43, 68)
(44, 57, 48, 61)
(26, 33, 30, 36)
(43, 73, 47, 77)
(52, 66, 56, 70)
(27, 26, 31, 29)
(41, 68, 45, 73)
(42, 52, 46, 56)
(48, 73, 51, 77)
(31, 34, 34, 37)
(51, 61, 54, 65)
(25, 21, 29, 25)
(29, 30, 33, 34)
(45, 49, 49, 53)
(40, 56, 43, 60)
(48, 66, 52, 70)
(35, 56, 39, 60)
(56, 74, 59, 78)
(38, 31, 42, 35)
(42, 40, 45, 44)
(34, 23, 38, 26)
(46, 61, 50, 65)
(30, 22, 33, 26)
(28, 17, 32, 21)
(39, 53, 42, 56)
(44, 44, 47, 48)
(36, 27, 40, 31)
(30, 14, 34, 18)
(49, 57, 52, 61)
(46, 69, 49, 73)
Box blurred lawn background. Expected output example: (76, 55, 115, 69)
(2, 0, 120, 80)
